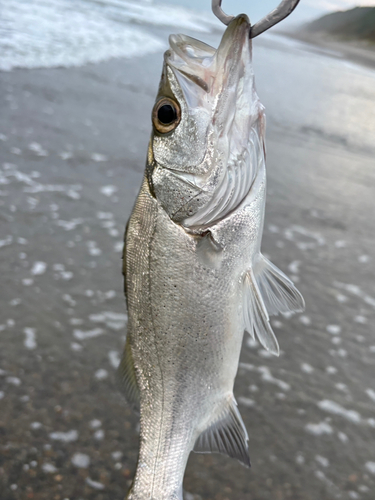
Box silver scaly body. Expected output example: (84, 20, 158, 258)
(120, 15, 304, 500)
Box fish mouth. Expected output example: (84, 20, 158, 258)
(166, 14, 251, 108)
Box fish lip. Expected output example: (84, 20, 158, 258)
(165, 14, 251, 96)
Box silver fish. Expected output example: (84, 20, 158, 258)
(120, 14, 304, 500)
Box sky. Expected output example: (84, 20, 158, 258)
(160, 0, 375, 23)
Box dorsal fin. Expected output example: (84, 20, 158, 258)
(193, 396, 250, 467)
(117, 339, 139, 411)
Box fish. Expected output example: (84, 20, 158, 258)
(119, 13, 304, 500)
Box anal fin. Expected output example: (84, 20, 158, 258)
(117, 339, 139, 411)
(253, 254, 305, 316)
(193, 396, 250, 468)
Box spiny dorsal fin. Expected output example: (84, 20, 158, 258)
(117, 339, 139, 410)
(193, 396, 250, 467)
(253, 254, 305, 316)
(243, 268, 279, 356)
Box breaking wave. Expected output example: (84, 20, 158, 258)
(0, 0, 219, 71)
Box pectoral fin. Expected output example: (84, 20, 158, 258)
(253, 254, 305, 315)
(193, 396, 250, 467)
(243, 254, 305, 356)
(117, 339, 140, 410)
(243, 268, 279, 355)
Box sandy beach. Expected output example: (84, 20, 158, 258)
(1, 11, 375, 500)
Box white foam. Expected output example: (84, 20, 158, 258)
(305, 421, 333, 436)
(87, 241, 102, 257)
(258, 366, 290, 391)
(94, 429, 104, 440)
(299, 315, 311, 326)
(238, 396, 255, 408)
(28, 142, 48, 156)
(86, 477, 105, 490)
(0, 235, 13, 248)
(334, 281, 375, 309)
(89, 419, 101, 429)
(6, 376, 21, 386)
(317, 400, 361, 424)
(89, 311, 127, 330)
(271, 319, 283, 329)
(23, 328, 37, 350)
(358, 255, 370, 263)
(301, 363, 314, 374)
(91, 153, 107, 162)
(50, 430, 78, 442)
(296, 454, 305, 465)
(284, 225, 325, 250)
(42, 463, 57, 473)
(334, 240, 347, 248)
(365, 389, 375, 403)
(4, 165, 82, 199)
(111, 451, 123, 461)
(57, 219, 83, 231)
(30, 422, 42, 430)
(114, 242, 123, 253)
(336, 293, 348, 303)
(73, 328, 104, 340)
(31, 262, 47, 275)
(338, 432, 348, 443)
(96, 211, 113, 220)
(348, 492, 359, 499)
(100, 185, 117, 197)
(108, 350, 121, 369)
(71, 452, 90, 468)
(0, 0, 167, 71)
(326, 325, 341, 335)
(95, 368, 108, 380)
(71, 342, 83, 352)
(288, 260, 301, 274)
(365, 462, 375, 474)
(354, 315, 367, 324)
(315, 455, 330, 467)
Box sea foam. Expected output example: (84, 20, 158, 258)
(0, 0, 218, 71)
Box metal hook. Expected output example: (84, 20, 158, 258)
(211, 0, 300, 38)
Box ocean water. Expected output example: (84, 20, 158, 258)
(2, 0, 375, 158)
(0, 0, 220, 71)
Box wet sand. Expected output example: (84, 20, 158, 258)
(1, 29, 375, 500)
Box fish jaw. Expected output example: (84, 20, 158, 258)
(149, 14, 266, 227)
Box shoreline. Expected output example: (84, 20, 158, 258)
(280, 29, 375, 71)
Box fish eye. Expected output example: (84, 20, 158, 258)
(152, 97, 181, 134)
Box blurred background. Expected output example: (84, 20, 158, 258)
(1, 1, 375, 499)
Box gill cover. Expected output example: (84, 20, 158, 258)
(149, 15, 266, 228)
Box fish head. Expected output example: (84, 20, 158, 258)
(148, 14, 266, 228)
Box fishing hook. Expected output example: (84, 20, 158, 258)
(212, 0, 301, 38)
